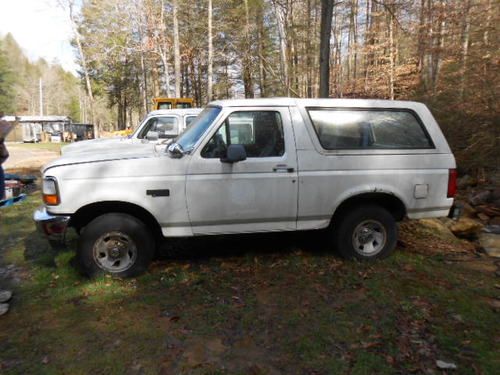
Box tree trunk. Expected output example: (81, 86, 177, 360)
(417, 0, 426, 90)
(431, 0, 445, 94)
(319, 0, 334, 98)
(460, 0, 471, 100)
(65, 0, 96, 135)
(151, 62, 160, 98)
(332, 9, 339, 94)
(207, 0, 213, 102)
(243, 0, 254, 98)
(196, 59, 203, 104)
(364, 0, 372, 94)
(159, 0, 171, 97)
(425, 0, 433, 91)
(336, 11, 343, 97)
(273, 1, 289, 95)
(483, 0, 492, 46)
(305, 0, 313, 97)
(352, 0, 358, 92)
(173, 0, 181, 97)
(140, 49, 148, 117)
(256, 3, 266, 97)
(388, 10, 395, 100)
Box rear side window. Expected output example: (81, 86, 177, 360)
(307, 109, 433, 150)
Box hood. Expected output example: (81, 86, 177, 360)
(43, 142, 157, 172)
(61, 137, 132, 155)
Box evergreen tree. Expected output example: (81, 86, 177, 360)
(0, 39, 15, 113)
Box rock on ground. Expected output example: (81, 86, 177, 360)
(449, 218, 483, 238)
(418, 218, 457, 240)
(479, 233, 500, 258)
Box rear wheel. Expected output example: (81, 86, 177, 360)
(77, 213, 155, 278)
(333, 205, 397, 260)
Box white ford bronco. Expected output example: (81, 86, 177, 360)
(34, 98, 458, 277)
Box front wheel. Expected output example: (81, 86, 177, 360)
(333, 205, 398, 260)
(77, 213, 155, 278)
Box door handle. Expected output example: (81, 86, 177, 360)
(273, 165, 294, 173)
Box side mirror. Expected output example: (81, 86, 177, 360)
(167, 142, 185, 158)
(146, 131, 159, 141)
(221, 144, 247, 163)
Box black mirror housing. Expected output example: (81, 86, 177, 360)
(221, 144, 247, 163)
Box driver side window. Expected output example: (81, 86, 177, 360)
(201, 111, 284, 158)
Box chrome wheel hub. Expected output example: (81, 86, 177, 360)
(352, 220, 387, 256)
(93, 231, 137, 273)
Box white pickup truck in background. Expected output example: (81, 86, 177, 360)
(61, 108, 202, 155)
(34, 98, 457, 277)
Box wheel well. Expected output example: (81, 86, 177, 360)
(331, 193, 406, 224)
(69, 201, 163, 240)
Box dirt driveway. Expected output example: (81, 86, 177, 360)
(3, 143, 60, 170)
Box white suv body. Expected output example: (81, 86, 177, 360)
(61, 108, 202, 155)
(35, 98, 457, 277)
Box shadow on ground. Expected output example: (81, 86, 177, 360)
(25, 225, 336, 274)
(157, 229, 334, 261)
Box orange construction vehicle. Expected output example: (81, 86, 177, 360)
(152, 97, 194, 110)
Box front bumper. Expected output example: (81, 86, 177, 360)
(33, 206, 71, 243)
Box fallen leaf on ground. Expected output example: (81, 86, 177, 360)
(436, 359, 457, 370)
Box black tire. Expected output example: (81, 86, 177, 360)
(333, 205, 397, 261)
(77, 213, 155, 278)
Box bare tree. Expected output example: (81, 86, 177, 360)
(460, 0, 471, 100)
(319, 0, 334, 98)
(242, 0, 254, 98)
(207, 0, 213, 102)
(172, 0, 181, 97)
(153, 0, 172, 97)
(272, 0, 290, 96)
(57, 0, 96, 132)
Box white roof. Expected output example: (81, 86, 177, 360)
(209, 97, 424, 109)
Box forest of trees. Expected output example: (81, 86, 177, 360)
(1, 1, 498, 169)
(0, 34, 81, 120)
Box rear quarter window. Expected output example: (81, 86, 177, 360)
(307, 108, 434, 150)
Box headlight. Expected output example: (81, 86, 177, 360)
(42, 177, 60, 205)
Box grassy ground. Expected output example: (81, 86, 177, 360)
(0, 190, 498, 374)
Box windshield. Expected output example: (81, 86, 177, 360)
(176, 106, 221, 152)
